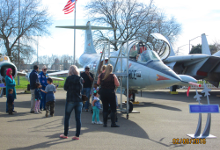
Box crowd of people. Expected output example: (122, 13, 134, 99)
(5, 63, 120, 140)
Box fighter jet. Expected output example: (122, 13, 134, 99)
(151, 33, 220, 91)
(54, 21, 198, 110)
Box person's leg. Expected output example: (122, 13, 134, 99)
(96, 108, 100, 122)
(35, 100, 38, 113)
(84, 88, 91, 110)
(30, 89, 35, 112)
(92, 107, 96, 122)
(74, 102, 83, 137)
(108, 92, 118, 126)
(50, 101, 55, 116)
(8, 104, 13, 114)
(40, 92, 46, 110)
(6, 102, 8, 113)
(45, 102, 50, 117)
(101, 92, 109, 126)
(38, 100, 41, 111)
(64, 102, 75, 136)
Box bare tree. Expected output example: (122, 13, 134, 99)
(0, 0, 51, 62)
(12, 44, 35, 66)
(85, 0, 181, 53)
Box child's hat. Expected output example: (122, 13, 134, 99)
(94, 90, 97, 93)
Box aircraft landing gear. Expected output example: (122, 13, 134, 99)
(128, 102, 133, 113)
(170, 85, 178, 94)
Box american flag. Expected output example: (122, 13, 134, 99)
(63, 0, 77, 14)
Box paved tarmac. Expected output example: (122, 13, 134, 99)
(0, 89, 220, 150)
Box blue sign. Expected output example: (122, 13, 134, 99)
(189, 104, 219, 113)
(0, 83, 6, 88)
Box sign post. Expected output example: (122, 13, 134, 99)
(187, 84, 219, 138)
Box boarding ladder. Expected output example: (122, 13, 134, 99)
(91, 41, 130, 119)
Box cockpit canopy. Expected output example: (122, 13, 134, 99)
(122, 41, 160, 64)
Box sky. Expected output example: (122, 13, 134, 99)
(35, 0, 220, 61)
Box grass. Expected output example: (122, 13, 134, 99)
(14, 76, 66, 89)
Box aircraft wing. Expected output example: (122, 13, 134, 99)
(50, 76, 64, 81)
(164, 54, 210, 66)
(56, 26, 116, 30)
(17, 71, 27, 76)
(48, 68, 84, 76)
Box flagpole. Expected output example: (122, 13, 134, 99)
(73, 0, 76, 65)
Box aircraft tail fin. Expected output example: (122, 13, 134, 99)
(201, 33, 211, 55)
(56, 21, 116, 54)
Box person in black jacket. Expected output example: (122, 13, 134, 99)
(29, 65, 39, 113)
(60, 65, 83, 140)
(7, 89, 14, 115)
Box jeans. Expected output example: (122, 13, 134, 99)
(92, 106, 100, 122)
(64, 101, 83, 137)
(6, 102, 14, 112)
(81, 88, 91, 109)
(46, 101, 55, 115)
(40, 91, 46, 110)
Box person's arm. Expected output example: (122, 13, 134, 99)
(54, 85, 56, 93)
(113, 74, 120, 87)
(97, 74, 101, 85)
(34, 73, 39, 83)
(86, 72, 94, 82)
(64, 77, 69, 91)
(41, 89, 47, 93)
(92, 99, 97, 106)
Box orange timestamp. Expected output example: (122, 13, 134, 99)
(172, 138, 206, 144)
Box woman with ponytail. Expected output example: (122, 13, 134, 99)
(97, 64, 120, 127)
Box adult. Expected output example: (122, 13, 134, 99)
(97, 64, 120, 127)
(5, 68, 16, 113)
(80, 66, 94, 112)
(29, 65, 39, 113)
(38, 65, 48, 110)
(60, 65, 84, 140)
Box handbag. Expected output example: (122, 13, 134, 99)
(82, 95, 88, 102)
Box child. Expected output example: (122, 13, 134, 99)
(41, 78, 57, 117)
(92, 90, 102, 124)
(91, 83, 99, 101)
(7, 89, 14, 115)
(35, 83, 42, 114)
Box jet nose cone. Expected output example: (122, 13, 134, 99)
(146, 61, 182, 89)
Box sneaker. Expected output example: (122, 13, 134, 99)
(35, 111, 39, 114)
(60, 134, 68, 139)
(96, 121, 103, 125)
(72, 136, 79, 140)
(30, 111, 34, 113)
(91, 121, 96, 124)
(38, 110, 42, 113)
